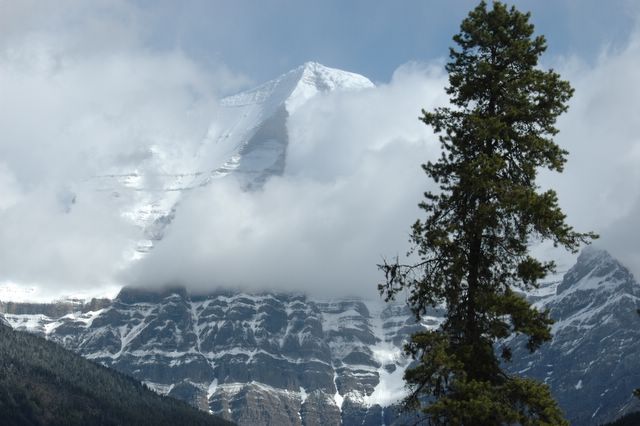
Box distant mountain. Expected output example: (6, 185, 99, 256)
(0, 321, 233, 426)
(213, 61, 373, 188)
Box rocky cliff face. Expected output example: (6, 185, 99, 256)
(4, 247, 639, 425)
(4, 287, 429, 425)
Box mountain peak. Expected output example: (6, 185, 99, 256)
(298, 61, 326, 72)
(287, 62, 374, 112)
(578, 245, 613, 264)
(556, 246, 635, 295)
(221, 62, 373, 114)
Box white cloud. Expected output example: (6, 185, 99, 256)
(0, 187, 134, 287)
(0, 163, 22, 210)
(125, 65, 447, 298)
(0, 0, 246, 299)
(544, 31, 640, 278)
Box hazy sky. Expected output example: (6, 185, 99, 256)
(1, 1, 639, 300)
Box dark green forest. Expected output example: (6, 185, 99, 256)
(602, 412, 640, 426)
(0, 323, 233, 426)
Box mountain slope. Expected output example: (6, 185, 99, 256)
(0, 322, 233, 426)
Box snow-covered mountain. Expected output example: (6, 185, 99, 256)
(3, 247, 640, 425)
(84, 62, 373, 255)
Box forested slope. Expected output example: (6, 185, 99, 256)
(0, 322, 233, 425)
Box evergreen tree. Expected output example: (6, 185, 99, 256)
(379, 2, 595, 425)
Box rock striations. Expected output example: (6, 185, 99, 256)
(3, 288, 431, 425)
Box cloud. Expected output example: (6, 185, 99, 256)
(0, 0, 246, 299)
(125, 64, 447, 298)
(543, 31, 640, 278)
(0, 185, 134, 287)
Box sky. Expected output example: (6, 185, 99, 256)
(0, 0, 639, 301)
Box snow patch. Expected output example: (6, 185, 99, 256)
(366, 364, 406, 407)
(4, 313, 55, 333)
(363, 300, 410, 407)
(143, 381, 174, 395)
(299, 386, 308, 404)
(207, 379, 218, 398)
(333, 371, 344, 411)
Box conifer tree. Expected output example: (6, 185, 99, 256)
(379, 2, 595, 424)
